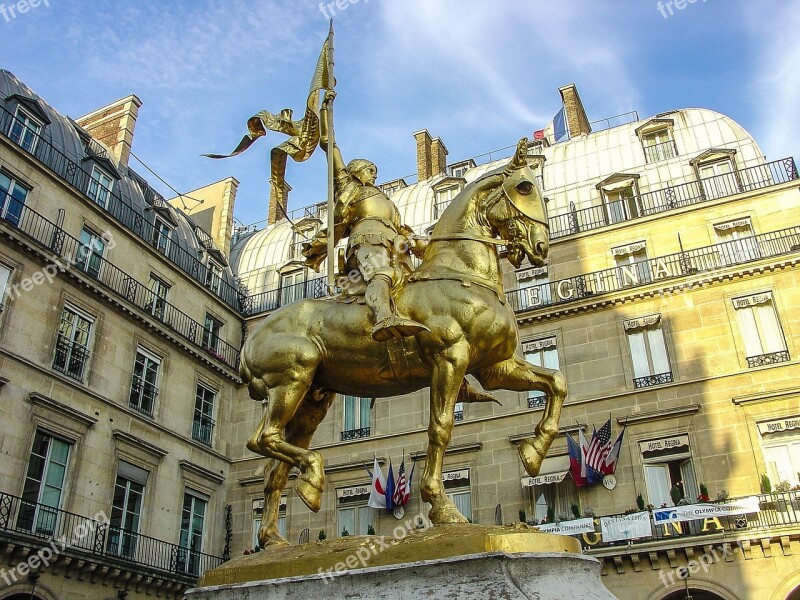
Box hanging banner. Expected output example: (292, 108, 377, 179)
(652, 497, 760, 524)
(521, 471, 569, 487)
(537, 517, 595, 536)
(600, 512, 652, 542)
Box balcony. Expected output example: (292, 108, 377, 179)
(0, 106, 246, 312)
(0, 491, 224, 590)
(746, 350, 790, 368)
(508, 225, 800, 314)
(52, 335, 90, 380)
(633, 371, 674, 388)
(643, 140, 678, 163)
(129, 376, 158, 417)
(340, 427, 371, 441)
(192, 418, 215, 446)
(548, 158, 798, 239)
(0, 197, 241, 371)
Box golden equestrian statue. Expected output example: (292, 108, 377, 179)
(241, 124, 567, 547)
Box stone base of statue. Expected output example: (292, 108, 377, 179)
(186, 524, 618, 600)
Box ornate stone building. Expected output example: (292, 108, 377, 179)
(1, 68, 799, 600)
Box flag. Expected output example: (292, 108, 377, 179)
(578, 427, 590, 480)
(567, 433, 587, 487)
(586, 419, 613, 475)
(204, 35, 334, 203)
(602, 427, 625, 475)
(385, 458, 396, 511)
(553, 106, 569, 142)
(406, 460, 416, 499)
(533, 129, 545, 140)
(367, 457, 387, 509)
(393, 457, 410, 507)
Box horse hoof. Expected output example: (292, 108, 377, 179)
(296, 478, 323, 512)
(517, 439, 545, 477)
(428, 504, 469, 525)
(258, 529, 290, 548)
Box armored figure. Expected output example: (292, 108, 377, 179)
(302, 91, 430, 342)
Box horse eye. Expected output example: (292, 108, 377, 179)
(516, 181, 533, 195)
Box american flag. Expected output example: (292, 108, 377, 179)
(392, 458, 410, 507)
(585, 418, 613, 473)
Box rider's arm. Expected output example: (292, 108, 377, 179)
(320, 91, 346, 176)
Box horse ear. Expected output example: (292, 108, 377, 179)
(505, 138, 529, 173)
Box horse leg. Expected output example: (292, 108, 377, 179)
(259, 390, 337, 548)
(476, 356, 567, 477)
(420, 342, 470, 524)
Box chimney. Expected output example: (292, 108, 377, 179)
(413, 129, 433, 181)
(168, 177, 239, 258)
(430, 137, 448, 178)
(75, 95, 142, 167)
(558, 84, 592, 138)
(268, 181, 291, 226)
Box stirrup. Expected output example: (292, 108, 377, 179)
(372, 317, 431, 341)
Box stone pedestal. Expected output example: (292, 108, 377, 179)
(186, 524, 618, 600)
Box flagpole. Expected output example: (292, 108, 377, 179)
(325, 20, 336, 292)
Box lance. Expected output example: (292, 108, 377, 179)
(325, 20, 336, 291)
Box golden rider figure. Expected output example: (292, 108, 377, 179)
(302, 90, 430, 342)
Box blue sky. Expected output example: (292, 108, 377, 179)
(2, 0, 798, 229)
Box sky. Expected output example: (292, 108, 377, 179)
(2, 0, 799, 230)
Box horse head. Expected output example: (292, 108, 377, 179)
(484, 138, 549, 268)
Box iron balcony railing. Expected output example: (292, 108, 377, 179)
(633, 372, 674, 389)
(548, 157, 798, 239)
(508, 225, 800, 314)
(0, 491, 223, 579)
(528, 393, 547, 409)
(192, 418, 215, 446)
(0, 106, 247, 312)
(340, 427, 371, 441)
(643, 140, 678, 163)
(129, 375, 158, 417)
(0, 194, 241, 370)
(746, 350, 791, 368)
(569, 490, 800, 551)
(249, 276, 329, 314)
(52, 334, 90, 380)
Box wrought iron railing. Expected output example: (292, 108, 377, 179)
(0, 491, 223, 579)
(249, 276, 329, 314)
(547, 158, 798, 239)
(0, 106, 247, 311)
(129, 375, 158, 417)
(528, 393, 547, 409)
(52, 335, 90, 380)
(508, 225, 800, 313)
(746, 351, 790, 368)
(192, 418, 215, 446)
(0, 194, 240, 369)
(454, 410, 464, 422)
(569, 491, 800, 551)
(643, 140, 678, 163)
(633, 372, 674, 389)
(340, 427, 371, 441)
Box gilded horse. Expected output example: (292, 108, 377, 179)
(242, 140, 566, 547)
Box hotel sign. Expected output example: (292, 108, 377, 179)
(758, 416, 800, 435)
(639, 434, 689, 453)
(521, 471, 568, 487)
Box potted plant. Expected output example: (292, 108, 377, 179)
(636, 493, 645, 511)
(318, 529, 327, 541)
(697, 483, 710, 503)
(519, 508, 527, 524)
(367, 524, 376, 535)
(571, 504, 581, 520)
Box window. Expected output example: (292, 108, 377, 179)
(515, 267, 551, 310)
(9, 106, 42, 154)
(151, 217, 172, 254)
(640, 435, 697, 507)
(76, 227, 106, 278)
(0, 262, 11, 311)
(733, 293, 789, 367)
(342, 395, 371, 440)
(449, 160, 474, 179)
(129, 348, 160, 416)
(760, 428, 800, 490)
(179, 490, 208, 575)
(714, 218, 760, 265)
(337, 484, 373, 537)
(280, 270, 304, 306)
(53, 305, 93, 380)
(252, 497, 287, 549)
(523, 337, 559, 408)
(202, 314, 222, 352)
(0, 170, 29, 227)
(443, 469, 472, 522)
(454, 401, 464, 422)
(18, 430, 71, 535)
(87, 164, 114, 208)
(107, 462, 147, 558)
(524, 456, 578, 524)
(624, 315, 672, 387)
(193, 382, 216, 446)
(147, 275, 170, 320)
(642, 129, 677, 163)
(434, 186, 460, 219)
(699, 159, 736, 200)
(612, 242, 651, 287)
(205, 260, 223, 294)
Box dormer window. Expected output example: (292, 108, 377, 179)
(9, 106, 42, 154)
(692, 150, 739, 200)
(448, 160, 475, 180)
(205, 260, 223, 294)
(635, 118, 677, 163)
(596, 173, 641, 224)
(151, 216, 172, 254)
(87, 165, 114, 208)
(379, 178, 407, 198)
(434, 186, 460, 219)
